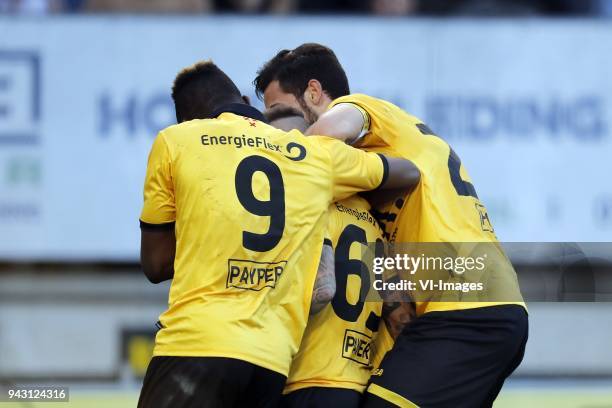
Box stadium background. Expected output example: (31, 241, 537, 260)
(1, 0, 612, 407)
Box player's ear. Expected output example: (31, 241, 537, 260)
(242, 95, 251, 105)
(305, 79, 323, 105)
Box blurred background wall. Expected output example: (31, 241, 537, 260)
(2, 0, 612, 16)
(0, 0, 611, 394)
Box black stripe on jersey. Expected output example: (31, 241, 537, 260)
(323, 238, 333, 247)
(211, 103, 266, 122)
(139, 220, 175, 231)
(416, 123, 436, 136)
(375, 154, 389, 189)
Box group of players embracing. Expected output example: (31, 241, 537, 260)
(137, 43, 528, 408)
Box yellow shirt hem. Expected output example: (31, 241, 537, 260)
(418, 301, 527, 315)
(283, 380, 366, 394)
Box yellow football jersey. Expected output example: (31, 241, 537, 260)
(284, 195, 386, 394)
(140, 104, 388, 376)
(329, 95, 525, 316)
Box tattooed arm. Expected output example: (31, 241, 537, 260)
(382, 301, 415, 339)
(310, 244, 336, 315)
(380, 274, 415, 338)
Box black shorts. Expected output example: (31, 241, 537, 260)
(281, 387, 362, 408)
(362, 304, 528, 408)
(138, 356, 286, 408)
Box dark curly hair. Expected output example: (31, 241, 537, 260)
(254, 43, 350, 101)
(172, 60, 242, 123)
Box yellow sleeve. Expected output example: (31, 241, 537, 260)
(313, 136, 388, 202)
(140, 132, 176, 228)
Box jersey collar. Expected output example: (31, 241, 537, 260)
(212, 103, 266, 123)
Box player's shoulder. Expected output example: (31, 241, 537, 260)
(331, 195, 371, 226)
(330, 93, 396, 112)
(158, 118, 213, 141)
(332, 195, 384, 238)
(331, 93, 381, 106)
(331, 93, 417, 120)
(305, 133, 373, 171)
(327, 196, 373, 244)
(259, 128, 339, 177)
(335, 195, 372, 213)
(161, 113, 262, 136)
(289, 131, 337, 157)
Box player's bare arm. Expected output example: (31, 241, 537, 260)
(379, 155, 421, 191)
(382, 301, 415, 340)
(306, 103, 365, 144)
(310, 244, 336, 315)
(377, 271, 415, 339)
(140, 229, 175, 284)
(309, 104, 421, 191)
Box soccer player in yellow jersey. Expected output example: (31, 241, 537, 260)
(265, 107, 396, 408)
(255, 44, 529, 408)
(137, 61, 420, 408)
